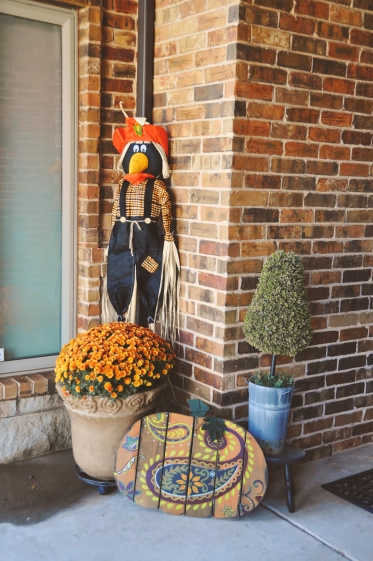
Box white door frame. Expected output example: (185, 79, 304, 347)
(0, 0, 77, 376)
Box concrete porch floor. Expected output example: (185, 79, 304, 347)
(0, 444, 372, 561)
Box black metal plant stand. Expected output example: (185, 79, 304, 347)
(265, 443, 306, 513)
(75, 464, 117, 495)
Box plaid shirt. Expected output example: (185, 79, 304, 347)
(112, 179, 174, 241)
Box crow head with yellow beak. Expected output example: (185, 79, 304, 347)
(113, 116, 170, 185)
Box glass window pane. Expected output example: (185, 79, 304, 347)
(0, 13, 62, 360)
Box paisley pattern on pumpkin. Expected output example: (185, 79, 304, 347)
(145, 413, 192, 443)
(115, 413, 267, 518)
(146, 461, 240, 502)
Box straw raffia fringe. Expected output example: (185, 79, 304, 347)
(101, 268, 138, 325)
(101, 273, 118, 324)
(155, 240, 180, 345)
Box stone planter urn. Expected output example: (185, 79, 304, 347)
(57, 382, 165, 481)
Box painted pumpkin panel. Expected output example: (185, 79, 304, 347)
(115, 412, 267, 518)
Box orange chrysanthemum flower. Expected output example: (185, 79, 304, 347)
(55, 322, 176, 400)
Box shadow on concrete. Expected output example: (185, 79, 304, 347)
(0, 449, 115, 526)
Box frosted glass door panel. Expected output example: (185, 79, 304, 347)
(0, 14, 62, 360)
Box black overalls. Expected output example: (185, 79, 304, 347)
(107, 179, 164, 323)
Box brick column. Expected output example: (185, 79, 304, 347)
(154, 0, 373, 460)
(77, 1, 103, 332)
(77, 0, 138, 332)
(153, 0, 245, 417)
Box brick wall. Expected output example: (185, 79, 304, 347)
(154, 0, 373, 461)
(3, 0, 372, 464)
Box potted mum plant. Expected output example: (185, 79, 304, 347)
(55, 322, 175, 481)
(243, 250, 313, 454)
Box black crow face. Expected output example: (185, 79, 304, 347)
(122, 142, 163, 177)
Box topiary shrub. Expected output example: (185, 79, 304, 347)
(243, 250, 313, 379)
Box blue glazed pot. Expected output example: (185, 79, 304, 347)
(248, 381, 294, 454)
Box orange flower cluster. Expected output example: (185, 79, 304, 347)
(55, 322, 176, 400)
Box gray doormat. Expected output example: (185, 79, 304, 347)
(321, 469, 373, 514)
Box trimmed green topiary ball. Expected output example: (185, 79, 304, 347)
(243, 250, 313, 357)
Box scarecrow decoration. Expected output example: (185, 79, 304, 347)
(103, 103, 180, 343)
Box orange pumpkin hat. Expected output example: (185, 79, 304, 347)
(113, 104, 170, 179)
(113, 117, 169, 156)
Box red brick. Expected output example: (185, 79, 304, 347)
(304, 192, 336, 207)
(310, 92, 343, 110)
(352, 147, 373, 161)
(287, 108, 320, 124)
(233, 119, 270, 136)
(314, 57, 347, 77)
(323, 77, 355, 95)
(247, 102, 285, 120)
(342, 130, 372, 145)
(340, 327, 368, 341)
(102, 45, 134, 62)
(330, 5, 362, 27)
(344, 97, 373, 115)
(245, 175, 281, 189)
(348, 64, 373, 82)
(302, 225, 334, 238)
(272, 124, 307, 141)
(278, 51, 312, 71)
(307, 161, 338, 175)
(321, 111, 352, 127)
(317, 22, 349, 42)
(241, 241, 277, 257)
(308, 127, 340, 144)
(254, 0, 294, 11)
(320, 145, 350, 160)
(361, 49, 373, 65)
(249, 65, 287, 85)
(313, 241, 343, 254)
(270, 192, 304, 207)
(235, 81, 273, 100)
(333, 438, 362, 453)
(285, 142, 318, 158)
(316, 178, 347, 192)
(280, 13, 315, 35)
(340, 163, 370, 176)
(268, 225, 302, 239)
(271, 158, 305, 174)
(281, 209, 314, 223)
(350, 28, 373, 47)
(292, 35, 326, 56)
(353, 115, 373, 129)
(113, 0, 137, 14)
(289, 72, 322, 90)
(328, 42, 359, 62)
(246, 138, 283, 155)
(194, 367, 223, 390)
(295, 0, 329, 20)
(276, 87, 310, 106)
